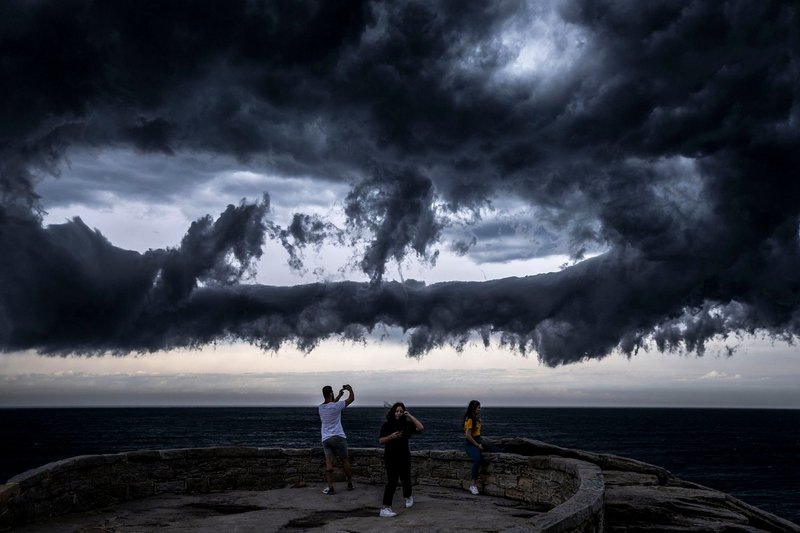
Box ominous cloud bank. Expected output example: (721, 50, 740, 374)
(1, 0, 799, 365)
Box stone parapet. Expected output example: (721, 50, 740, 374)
(497, 437, 800, 533)
(1, 445, 603, 532)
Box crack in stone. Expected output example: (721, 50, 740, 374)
(182, 502, 265, 515)
(280, 507, 376, 530)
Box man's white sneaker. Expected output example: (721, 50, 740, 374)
(379, 507, 397, 517)
(405, 496, 414, 508)
(469, 485, 479, 495)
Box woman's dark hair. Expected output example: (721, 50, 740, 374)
(386, 402, 406, 422)
(463, 400, 481, 427)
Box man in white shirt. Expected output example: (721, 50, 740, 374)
(318, 383, 355, 494)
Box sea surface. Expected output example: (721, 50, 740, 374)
(1, 407, 798, 524)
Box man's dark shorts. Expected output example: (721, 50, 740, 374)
(322, 435, 349, 459)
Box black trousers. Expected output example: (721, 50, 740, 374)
(382, 453, 412, 507)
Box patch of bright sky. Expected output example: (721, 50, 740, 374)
(1, 336, 798, 408)
(42, 198, 574, 286)
(499, 11, 586, 79)
(41, 157, 581, 285)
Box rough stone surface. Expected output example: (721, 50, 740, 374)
(496, 438, 800, 533)
(2, 446, 603, 532)
(3, 438, 799, 532)
(12, 485, 540, 533)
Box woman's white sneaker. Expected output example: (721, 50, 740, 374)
(379, 507, 397, 517)
(469, 485, 479, 495)
(405, 496, 414, 508)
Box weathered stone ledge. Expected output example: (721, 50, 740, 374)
(498, 437, 800, 532)
(3, 438, 798, 532)
(0, 444, 603, 532)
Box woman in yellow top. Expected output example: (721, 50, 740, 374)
(463, 399, 496, 495)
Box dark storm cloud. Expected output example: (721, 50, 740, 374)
(0, 197, 269, 353)
(1, 0, 799, 364)
(345, 168, 442, 281)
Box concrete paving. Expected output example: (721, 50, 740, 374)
(16, 484, 544, 532)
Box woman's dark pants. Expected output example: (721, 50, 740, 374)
(382, 454, 412, 507)
(464, 437, 483, 480)
(464, 436, 497, 480)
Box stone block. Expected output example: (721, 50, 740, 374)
(486, 473, 519, 488)
(69, 475, 112, 497)
(147, 465, 176, 481)
(125, 450, 162, 462)
(40, 472, 72, 497)
(243, 467, 271, 481)
(73, 490, 119, 512)
(128, 481, 155, 499)
(0, 508, 12, 531)
(184, 448, 219, 460)
(208, 475, 237, 491)
(262, 476, 286, 490)
(18, 499, 52, 523)
(429, 450, 460, 461)
(435, 478, 463, 489)
(528, 456, 553, 469)
(602, 470, 660, 487)
(13, 483, 49, 503)
(0, 484, 20, 505)
(483, 483, 505, 497)
(185, 477, 208, 493)
(48, 494, 75, 516)
(234, 474, 262, 490)
(154, 480, 186, 494)
(213, 447, 261, 458)
(505, 487, 525, 501)
(257, 448, 288, 458)
(518, 476, 535, 491)
(300, 465, 322, 476)
(430, 467, 456, 479)
(159, 449, 189, 461)
(283, 449, 314, 458)
(109, 464, 151, 484)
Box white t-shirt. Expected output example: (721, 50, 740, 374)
(318, 400, 347, 442)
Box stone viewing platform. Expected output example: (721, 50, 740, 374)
(1, 438, 798, 532)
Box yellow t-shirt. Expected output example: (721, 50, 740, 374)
(464, 418, 481, 437)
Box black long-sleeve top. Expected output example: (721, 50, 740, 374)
(379, 417, 421, 458)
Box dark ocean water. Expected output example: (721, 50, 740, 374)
(1, 407, 798, 524)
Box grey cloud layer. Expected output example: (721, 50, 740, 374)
(1, 0, 799, 364)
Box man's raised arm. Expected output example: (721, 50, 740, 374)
(343, 384, 355, 406)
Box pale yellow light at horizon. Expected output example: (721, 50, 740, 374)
(1, 335, 796, 387)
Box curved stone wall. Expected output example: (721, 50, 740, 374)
(0, 446, 603, 532)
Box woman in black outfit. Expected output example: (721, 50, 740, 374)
(378, 402, 424, 517)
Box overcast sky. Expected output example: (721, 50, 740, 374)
(1, 0, 799, 407)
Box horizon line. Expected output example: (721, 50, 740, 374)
(1, 404, 798, 410)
